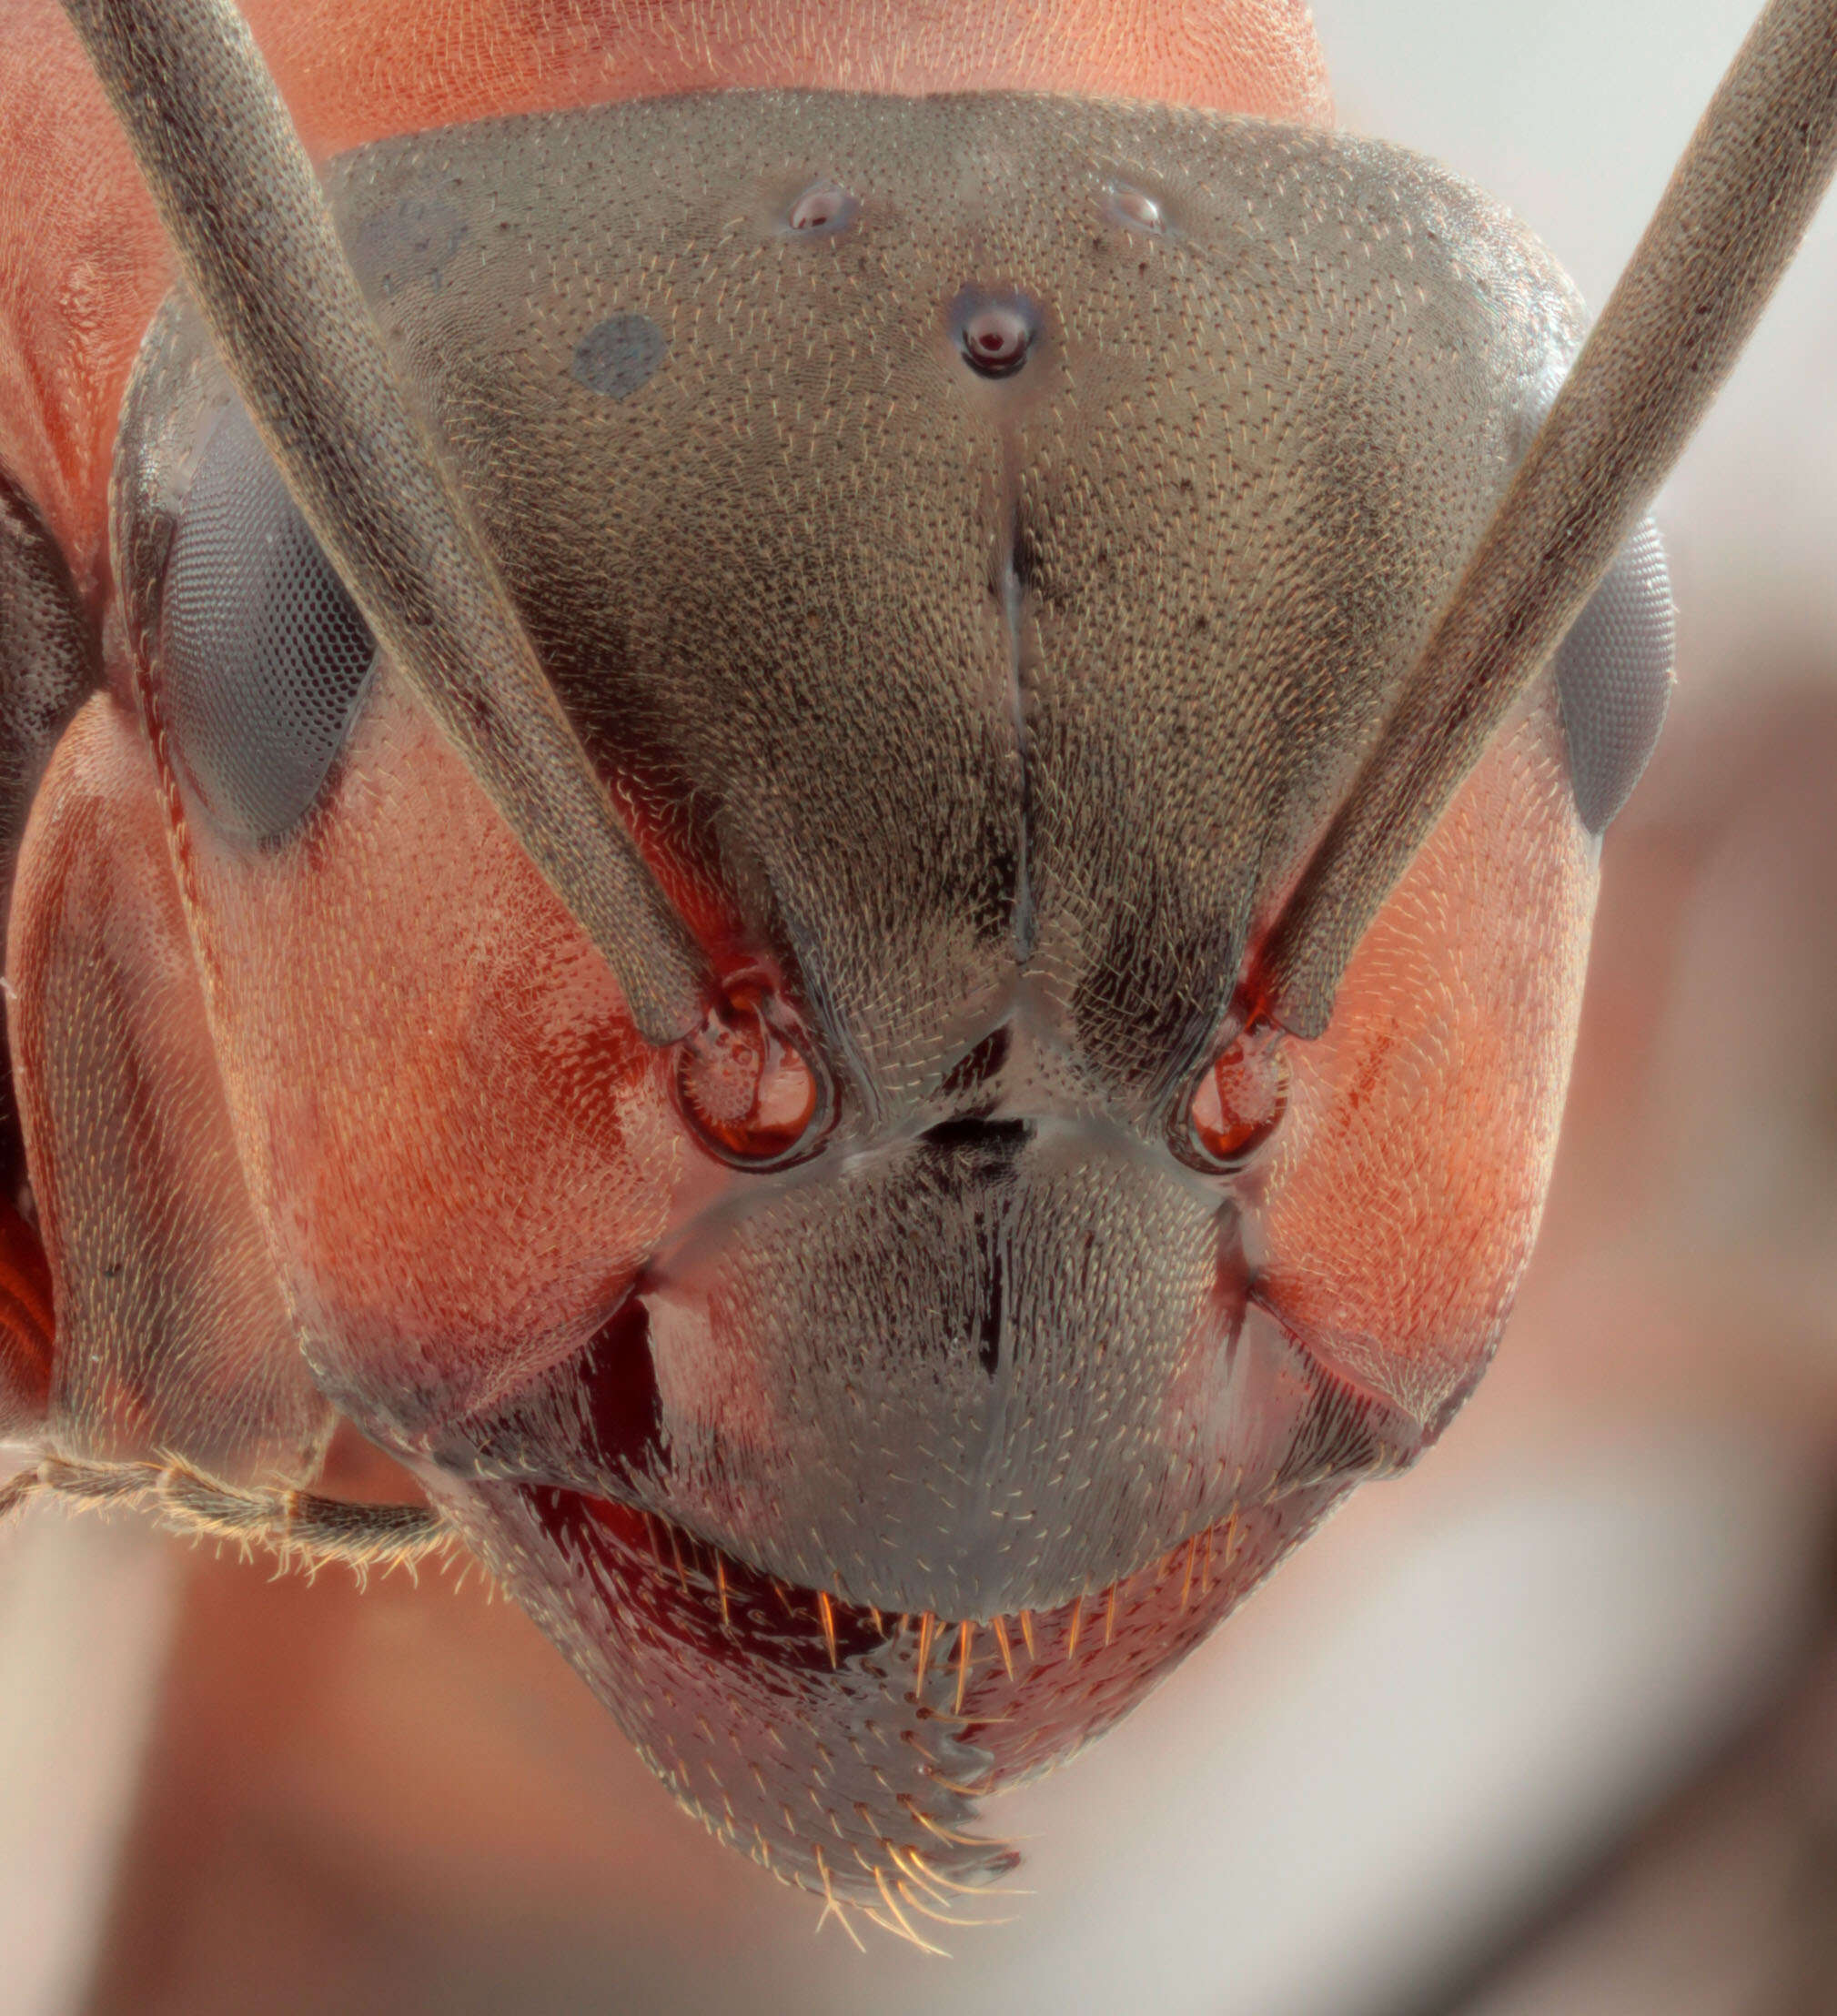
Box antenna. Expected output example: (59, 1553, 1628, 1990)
(60, 0, 715, 1044)
(1260, 0, 1837, 1036)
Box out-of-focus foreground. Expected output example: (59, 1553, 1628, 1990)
(4, 3, 1836, 2011)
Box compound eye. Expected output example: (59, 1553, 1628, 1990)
(1176, 1022, 1288, 1174)
(676, 983, 831, 1169)
(158, 403, 378, 843)
(1555, 513, 1674, 833)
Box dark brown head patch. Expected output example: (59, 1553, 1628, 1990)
(325, 92, 1581, 1120)
(96, 88, 1597, 1907)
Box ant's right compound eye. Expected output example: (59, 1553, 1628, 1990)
(157, 402, 378, 844)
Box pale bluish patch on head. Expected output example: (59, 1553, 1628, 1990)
(570, 315, 669, 400)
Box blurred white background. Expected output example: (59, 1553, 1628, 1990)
(4, 4, 1835, 2011)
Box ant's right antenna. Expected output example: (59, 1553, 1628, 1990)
(59, 0, 715, 1044)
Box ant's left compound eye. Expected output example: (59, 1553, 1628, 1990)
(1555, 514, 1674, 833)
(1174, 1022, 1289, 1174)
(675, 984, 831, 1169)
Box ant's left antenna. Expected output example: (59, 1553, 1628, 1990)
(1261, 0, 1837, 1036)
